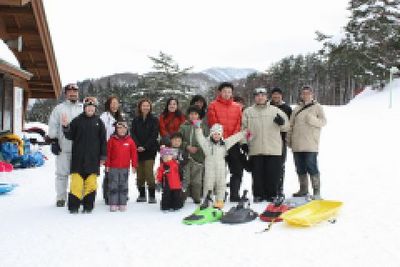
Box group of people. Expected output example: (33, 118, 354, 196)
(47, 81, 326, 214)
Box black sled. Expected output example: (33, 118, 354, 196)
(220, 190, 258, 224)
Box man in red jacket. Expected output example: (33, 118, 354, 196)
(207, 82, 243, 202)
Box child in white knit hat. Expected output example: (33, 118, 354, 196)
(194, 122, 249, 209)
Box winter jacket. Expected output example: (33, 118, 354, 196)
(63, 112, 107, 175)
(100, 112, 117, 141)
(48, 100, 83, 153)
(156, 159, 182, 190)
(179, 120, 209, 164)
(242, 102, 289, 156)
(159, 112, 186, 137)
(287, 101, 327, 152)
(105, 134, 138, 169)
(195, 127, 245, 200)
(207, 96, 242, 139)
(131, 114, 159, 161)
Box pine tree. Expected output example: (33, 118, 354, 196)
(346, 0, 400, 79)
(147, 51, 193, 114)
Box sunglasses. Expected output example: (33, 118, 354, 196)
(65, 84, 79, 91)
(83, 97, 98, 107)
(115, 122, 128, 128)
(253, 88, 267, 95)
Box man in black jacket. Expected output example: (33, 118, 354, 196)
(270, 87, 292, 201)
(62, 97, 107, 213)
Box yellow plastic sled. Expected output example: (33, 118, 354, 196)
(280, 200, 343, 227)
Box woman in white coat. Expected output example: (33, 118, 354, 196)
(100, 96, 123, 204)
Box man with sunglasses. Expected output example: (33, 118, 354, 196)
(48, 83, 83, 207)
(242, 87, 289, 203)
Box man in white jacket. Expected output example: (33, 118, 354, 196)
(48, 84, 83, 207)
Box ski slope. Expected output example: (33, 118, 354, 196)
(1, 80, 400, 267)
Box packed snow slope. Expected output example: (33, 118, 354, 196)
(1, 79, 400, 267)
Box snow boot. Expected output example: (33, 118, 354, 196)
(136, 186, 146, 202)
(293, 174, 309, 197)
(148, 188, 156, 204)
(110, 205, 118, 212)
(310, 174, 321, 200)
(56, 199, 65, 207)
(69, 209, 79, 214)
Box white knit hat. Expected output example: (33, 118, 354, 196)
(210, 123, 223, 136)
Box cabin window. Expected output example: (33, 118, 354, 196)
(0, 74, 14, 132)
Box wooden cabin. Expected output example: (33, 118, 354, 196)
(0, 0, 61, 134)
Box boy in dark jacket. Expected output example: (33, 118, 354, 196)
(62, 97, 107, 213)
(156, 147, 184, 211)
(179, 105, 208, 203)
(105, 120, 138, 212)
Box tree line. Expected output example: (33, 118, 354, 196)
(235, 0, 400, 105)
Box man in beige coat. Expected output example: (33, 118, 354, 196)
(242, 88, 289, 203)
(287, 86, 327, 199)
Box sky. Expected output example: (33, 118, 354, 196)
(1, 0, 351, 84)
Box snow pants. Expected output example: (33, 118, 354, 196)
(68, 173, 97, 212)
(203, 161, 227, 202)
(251, 155, 282, 201)
(183, 159, 203, 202)
(55, 152, 72, 201)
(161, 188, 184, 211)
(226, 143, 244, 199)
(107, 168, 129, 206)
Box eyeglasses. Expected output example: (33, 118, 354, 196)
(253, 87, 267, 95)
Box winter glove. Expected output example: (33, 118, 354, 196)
(241, 143, 249, 154)
(273, 113, 285, 126)
(155, 183, 162, 192)
(192, 119, 201, 128)
(50, 139, 61, 155)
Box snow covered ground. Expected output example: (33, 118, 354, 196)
(1, 80, 400, 267)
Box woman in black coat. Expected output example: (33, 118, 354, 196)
(130, 98, 159, 204)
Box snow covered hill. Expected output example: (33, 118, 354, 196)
(201, 67, 258, 82)
(1, 79, 400, 267)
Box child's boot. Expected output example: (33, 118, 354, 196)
(110, 205, 118, 212)
(214, 200, 224, 209)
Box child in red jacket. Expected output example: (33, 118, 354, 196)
(156, 147, 184, 211)
(105, 120, 138, 212)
